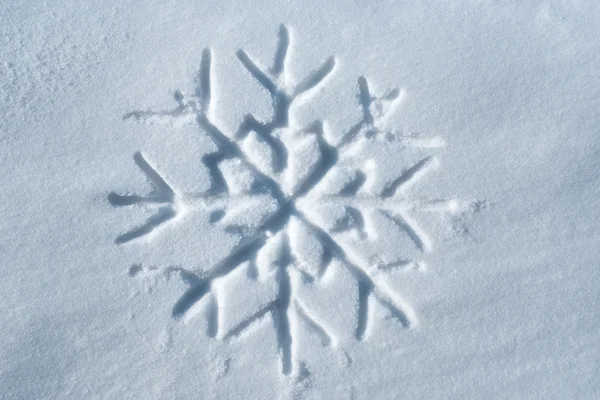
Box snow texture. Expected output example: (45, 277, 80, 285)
(1, 1, 600, 399)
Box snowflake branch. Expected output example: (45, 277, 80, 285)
(171, 231, 269, 319)
(293, 212, 418, 329)
(312, 197, 459, 213)
(275, 264, 295, 375)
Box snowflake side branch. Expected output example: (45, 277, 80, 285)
(131, 152, 175, 199)
(235, 114, 289, 174)
(109, 152, 180, 244)
(336, 76, 405, 149)
(270, 24, 290, 78)
(380, 209, 432, 253)
(122, 96, 197, 123)
(115, 206, 177, 245)
(196, 115, 289, 199)
(222, 300, 277, 340)
(197, 48, 212, 113)
(358, 76, 375, 127)
(122, 49, 213, 124)
(380, 156, 438, 198)
(290, 56, 336, 99)
(237, 49, 279, 95)
(294, 299, 336, 348)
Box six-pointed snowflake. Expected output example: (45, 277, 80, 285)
(109, 25, 462, 376)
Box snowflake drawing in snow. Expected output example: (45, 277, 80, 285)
(109, 25, 466, 376)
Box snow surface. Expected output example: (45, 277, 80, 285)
(1, 1, 600, 399)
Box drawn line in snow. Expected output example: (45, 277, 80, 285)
(111, 24, 479, 377)
(222, 301, 276, 340)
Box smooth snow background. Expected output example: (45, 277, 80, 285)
(1, 1, 599, 399)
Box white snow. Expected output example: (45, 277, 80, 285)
(1, 1, 600, 399)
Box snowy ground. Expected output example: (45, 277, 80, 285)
(1, 1, 599, 399)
